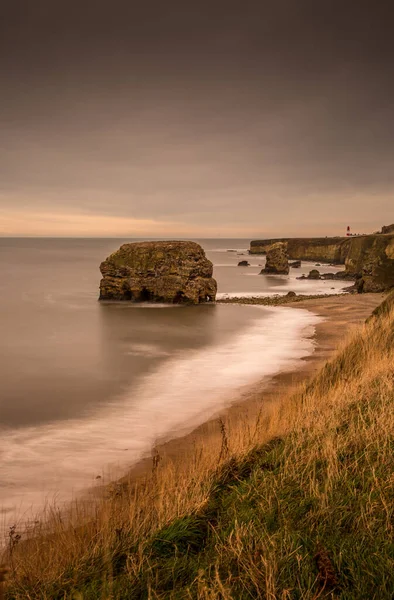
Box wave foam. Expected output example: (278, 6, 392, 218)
(0, 306, 320, 525)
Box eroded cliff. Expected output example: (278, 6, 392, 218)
(250, 234, 394, 292)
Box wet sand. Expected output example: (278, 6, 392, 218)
(121, 293, 384, 482)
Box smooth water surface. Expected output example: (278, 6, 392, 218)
(0, 238, 336, 522)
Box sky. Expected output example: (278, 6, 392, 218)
(1, 0, 394, 238)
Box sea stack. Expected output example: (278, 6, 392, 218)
(261, 242, 289, 275)
(99, 241, 217, 304)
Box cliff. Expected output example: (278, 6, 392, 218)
(344, 234, 394, 292)
(99, 241, 217, 304)
(250, 234, 394, 292)
(250, 237, 349, 262)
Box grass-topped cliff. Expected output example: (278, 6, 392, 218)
(2, 295, 394, 599)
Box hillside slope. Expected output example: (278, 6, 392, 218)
(2, 295, 394, 599)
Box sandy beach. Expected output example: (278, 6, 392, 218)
(120, 292, 385, 484)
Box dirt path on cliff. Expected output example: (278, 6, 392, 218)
(119, 293, 384, 482)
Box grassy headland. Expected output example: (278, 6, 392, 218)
(1, 294, 393, 599)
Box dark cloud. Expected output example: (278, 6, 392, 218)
(1, 0, 393, 235)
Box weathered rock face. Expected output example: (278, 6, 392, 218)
(250, 237, 349, 262)
(251, 234, 394, 293)
(347, 236, 394, 293)
(99, 241, 217, 304)
(261, 242, 289, 274)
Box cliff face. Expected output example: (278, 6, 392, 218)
(99, 241, 217, 304)
(250, 237, 349, 263)
(345, 235, 394, 292)
(250, 235, 394, 292)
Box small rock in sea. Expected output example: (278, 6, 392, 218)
(96, 475, 102, 479)
(315, 263, 321, 267)
(286, 291, 297, 297)
(296, 269, 321, 280)
(238, 260, 250, 266)
(289, 260, 301, 268)
(260, 242, 289, 274)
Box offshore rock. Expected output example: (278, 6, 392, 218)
(261, 242, 289, 274)
(99, 241, 217, 304)
(308, 269, 321, 280)
(297, 269, 321, 281)
(238, 260, 250, 266)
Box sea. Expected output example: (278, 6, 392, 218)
(0, 238, 347, 529)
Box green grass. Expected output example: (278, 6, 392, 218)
(2, 295, 394, 599)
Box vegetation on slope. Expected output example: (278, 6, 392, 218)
(2, 295, 394, 599)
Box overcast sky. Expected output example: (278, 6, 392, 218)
(1, 0, 393, 237)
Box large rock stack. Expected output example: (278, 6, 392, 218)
(99, 241, 217, 304)
(260, 242, 289, 275)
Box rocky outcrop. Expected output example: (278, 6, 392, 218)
(261, 242, 289, 274)
(308, 269, 320, 280)
(251, 234, 394, 292)
(238, 260, 250, 266)
(99, 241, 217, 304)
(346, 236, 394, 292)
(289, 260, 301, 268)
(297, 269, 321, 281)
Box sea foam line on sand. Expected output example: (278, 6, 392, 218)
(0, 305, 321, 527)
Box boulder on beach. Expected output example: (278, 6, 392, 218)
(260, 242, 289, 274)
(237, 260, 250, 266)
(99, 241, 217, 304)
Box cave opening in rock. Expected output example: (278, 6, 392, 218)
(139, 288, 153, 301)
(173, 291, 186, 303)
(122, 288, 133, 301)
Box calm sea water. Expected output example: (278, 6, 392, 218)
(0, 238, 343, 525)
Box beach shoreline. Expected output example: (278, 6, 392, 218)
(107, 292, 384, 490)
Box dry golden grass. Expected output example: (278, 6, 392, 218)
(2, 294, 394, 599)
